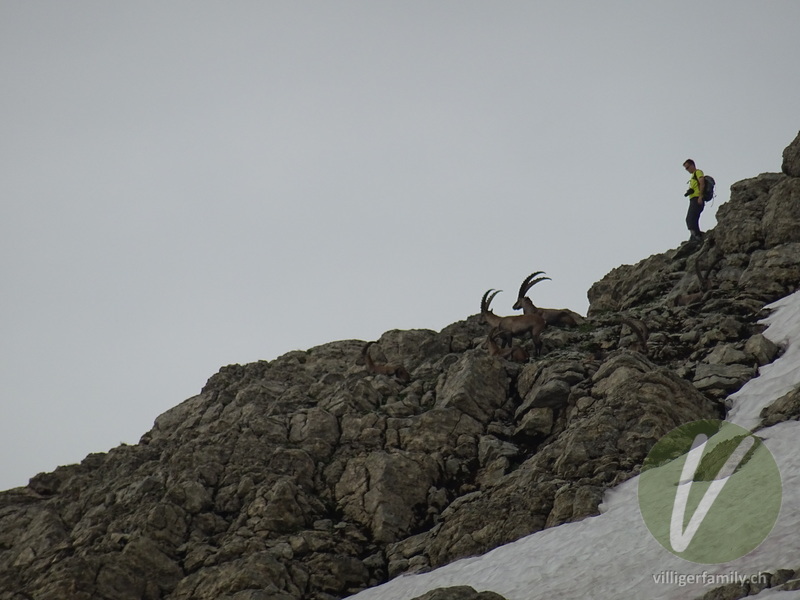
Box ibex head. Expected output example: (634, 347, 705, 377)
(512, 271, 550, 311)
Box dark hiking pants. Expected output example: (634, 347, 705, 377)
(686, 197, 704, 235)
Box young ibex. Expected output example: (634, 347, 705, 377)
(512, 271, 583, 327)
(485, 326, 529, 363)
(480, 282, 547, 357)
(361, 342, 411, 383)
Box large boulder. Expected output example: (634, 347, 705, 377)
(586, 253, 672, 315)
(713, 172, 784, 254)
(435, 352, 509, 424)
(335, 451, 439, 544)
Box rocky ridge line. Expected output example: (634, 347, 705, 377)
(1, 132, 799, 600)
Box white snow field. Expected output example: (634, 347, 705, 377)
(349, 290, 800, 600)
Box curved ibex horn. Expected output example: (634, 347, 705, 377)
(483, 289, 503, 311)
(517, 271, 551, 299)
(481, 289, 503, 312)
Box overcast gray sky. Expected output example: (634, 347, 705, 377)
(2, 1, 798, 490)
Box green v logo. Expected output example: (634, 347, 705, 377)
(669, 434, 755, 552)
(638, 420, 781, 564)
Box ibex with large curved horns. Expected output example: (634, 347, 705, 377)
(512, 271, 584, 327)
(480, 282, 547, 357)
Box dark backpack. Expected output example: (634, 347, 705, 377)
(696, 173, 715, 202)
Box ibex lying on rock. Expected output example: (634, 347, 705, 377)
(361, 342, 411, 383)
(481, 282, 547, 357)
(485, 326, 529, 363)
(512, 271, 584, 327)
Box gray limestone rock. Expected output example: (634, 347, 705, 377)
(745, 333, 780, 366)
(4, 132, 800, 600)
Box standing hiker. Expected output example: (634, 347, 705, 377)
(683, 158, 706, 243)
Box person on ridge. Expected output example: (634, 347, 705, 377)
(683, 158, 706, 243)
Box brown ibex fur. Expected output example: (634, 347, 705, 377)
(485, 326, 529, 363)
(480, 283, 547, 357)
(674, 240, 716, 306)
(512, 272, 584, 327)
(361, 342, 411, 383)
(619, 315, 650, 355)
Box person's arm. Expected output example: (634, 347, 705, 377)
(695, 171, 705, 202)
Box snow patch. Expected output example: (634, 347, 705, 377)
(350, 290, 800, 600)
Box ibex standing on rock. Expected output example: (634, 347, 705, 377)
(480, 277, 548, 357)
(361, 342, 411, 383)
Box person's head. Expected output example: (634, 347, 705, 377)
(683, 159, 696, 173)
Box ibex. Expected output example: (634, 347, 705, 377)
(480, 283, 547, 357)
(512, 271, 583, 327)
(485, 326, 529, 363)
(361, 342, 411, 383)
(674, 241, 716, 306)
(619, 315, 650, 355)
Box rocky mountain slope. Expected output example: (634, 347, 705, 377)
(2, 132, 800, 600)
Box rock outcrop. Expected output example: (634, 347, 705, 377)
(782, 130, 800, 177)
(2, 132, 800, 600)
(410, 588, 507, 600)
